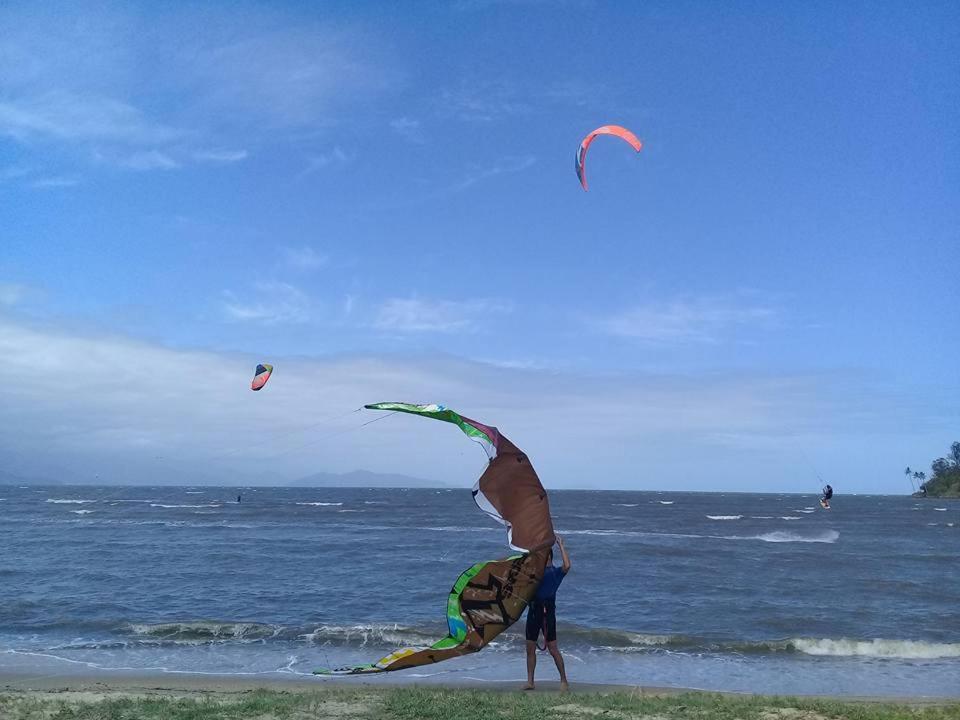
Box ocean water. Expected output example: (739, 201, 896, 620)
(2, 486, 958, 696)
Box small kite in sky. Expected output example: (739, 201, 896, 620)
(576, 125, 643, 191)
(250, 364, 273, 391)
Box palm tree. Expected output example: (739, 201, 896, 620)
(905, 466, 915, 492)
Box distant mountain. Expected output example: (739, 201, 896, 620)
(290, 469, 453, 488)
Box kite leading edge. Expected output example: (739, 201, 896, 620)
(576, 125, 643, 191)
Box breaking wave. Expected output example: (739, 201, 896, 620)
(296, 502, 343, 506)
(47, 499, 95, 504)
(734, 530, 839, 544)
(150, 503, 221, 509)
(789, 638, 960, 659)
(37, 619, 960, 660)
(706, 515, 742, 520)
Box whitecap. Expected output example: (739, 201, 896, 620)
(658, 501, 674, 505)
(613, 503, 638, 507)
(733, 530, 839, 544)
(706, 515, 742, 520)
(70, 509, 95, 515)
(790, 637, 960, 659)
(46, 499, 95, 504)
(150, 503, 221, 509)
(779, 516, 802, 520)
(934, 508, 947, 511)
(296, 502, 343, 506)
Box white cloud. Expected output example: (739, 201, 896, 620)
(282, 246, 327, 271)
(375, 298, 512, 333)
(28, 176, 80, 189)
(595, 297, 778, 343)
(0, 91, 182, 145)
(389, 117, 424, 144)
(222, 282, 313, 324)
(194, 149, 249, 163)
(0, 6, 392, 168)
(0, 316, 938, 491)
(120, 150, 180, 171)
(301, 146, 350, 176)
(452, 155, 536, 192)
(438, 81, 530, 122)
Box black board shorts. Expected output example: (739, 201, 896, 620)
(525, 598, 557, 642)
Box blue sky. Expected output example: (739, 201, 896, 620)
(1, 1, 957, 491)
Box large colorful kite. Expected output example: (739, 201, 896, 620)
(315, 403, 555, 675)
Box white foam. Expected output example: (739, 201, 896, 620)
(150, 503, 221, 509)
(750, 516, 774, 519)
(71, 509, 95, 515)
(706, 515, 742, 520)
(658, 501, 674, 505)
(613, 503, 638, 507)
(741, 530, 839, 544)
(779, 516, 802, 520)
(791, 637, 960, 659)
(46, 498, 95, 504)
(296, 502, 343, 506)
(364, 501, 387, 505)
(934, 508, 947, 511)
(794, 509, 815, 514)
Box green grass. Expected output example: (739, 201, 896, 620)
(0, 688, 957, 720)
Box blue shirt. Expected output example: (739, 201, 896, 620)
(535, 565, 567, 601)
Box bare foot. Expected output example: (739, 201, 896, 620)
(559, 681, 569, 692)
(522, 682, 535, 691)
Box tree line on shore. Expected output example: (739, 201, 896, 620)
(906, 441, 960, 497)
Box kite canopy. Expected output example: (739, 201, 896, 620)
(250, 363, 273, 391)
(315, 404, 556, 676)
(576, 125, 643, 191)
(364, 403, 555, 552)
(318, 550, 548, 674)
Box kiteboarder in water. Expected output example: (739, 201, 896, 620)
(524, 535, 570, 691)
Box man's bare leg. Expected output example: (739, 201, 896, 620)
(547, 640, 568, 690)
(524, 640, 538, 690)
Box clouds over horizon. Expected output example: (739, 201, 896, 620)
(0, 313, 943, 492)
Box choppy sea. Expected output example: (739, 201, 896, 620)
(2, 486, 958, 696)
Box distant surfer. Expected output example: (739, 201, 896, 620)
(237, 493, 242, 504)
(820, 484, 833, 509)
(524, 535, 570, 691)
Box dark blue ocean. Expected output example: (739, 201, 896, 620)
(2, 486, 958, 696)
